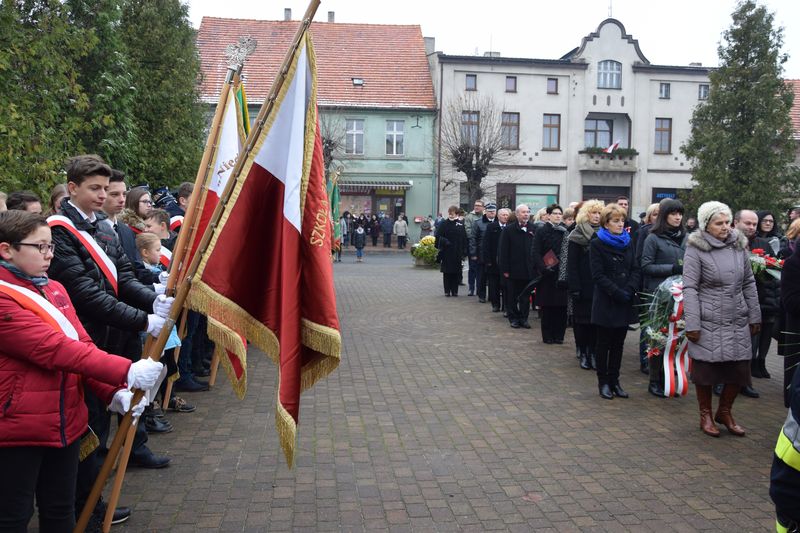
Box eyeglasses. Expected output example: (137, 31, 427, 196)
(762, 219, 774, 224)
(139, 200, 153, 206)
(14, 242, 55, 254)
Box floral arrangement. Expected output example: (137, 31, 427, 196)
(411, 235, 438, 266)
(640, 275, 691, 397)
(750, 248, 783, 281)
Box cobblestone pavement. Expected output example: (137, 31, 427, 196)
(113, 254, 784, 532)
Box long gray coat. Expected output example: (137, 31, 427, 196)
(683, 229, 761, 363)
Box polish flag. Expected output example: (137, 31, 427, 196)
(604, 140, 621, 154)
(188, 32, 340, 466)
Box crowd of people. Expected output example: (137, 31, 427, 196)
(0, 155, 213, 531)
(436, 195, 800, 430)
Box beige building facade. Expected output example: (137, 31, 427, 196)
(430, 18, 712, 215)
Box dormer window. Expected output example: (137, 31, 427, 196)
(352, 78, 364, 87)
(597, 60, 622, 89)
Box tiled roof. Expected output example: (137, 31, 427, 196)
(197, 17, 436, 110)
(789, 80, 800, 139)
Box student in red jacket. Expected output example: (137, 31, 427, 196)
(0, 210, 164, 532)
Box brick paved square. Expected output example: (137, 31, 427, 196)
(102, 254, 783, 531)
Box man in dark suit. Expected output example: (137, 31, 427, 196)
(498, 204, 537, 329)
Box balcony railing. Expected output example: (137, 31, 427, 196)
(578, 148, 639, 172)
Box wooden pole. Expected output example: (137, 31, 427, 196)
(74, 3, 320, 530)
(101, 420, 138, 533)
(208, 350, 221, 387)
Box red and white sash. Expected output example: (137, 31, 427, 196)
(0, 280, 79, 340)
(47, 215, 118, 295)
(169, 216, 183, 232)
(159, 247, 172, 269)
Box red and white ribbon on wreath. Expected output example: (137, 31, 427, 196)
(664, 280, 692, 397)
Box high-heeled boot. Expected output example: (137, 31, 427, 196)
(696, 384, 720, 437)
(579, 347, 591, 370)
(714, 384, 745, 436)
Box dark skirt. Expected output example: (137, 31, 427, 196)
(690, 359, 751, 387)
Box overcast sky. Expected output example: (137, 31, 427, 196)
(187, 0, 800, 78)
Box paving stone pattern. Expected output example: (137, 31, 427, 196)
(114, 254, 783, 531)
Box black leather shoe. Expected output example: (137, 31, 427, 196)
(468, 291, 474, 296)
(579, 354, 591, 370)
(648, 382, 666, 398)
(713, 383, 723, 396)
(520, 321, 531, 329)
(492, 307, 500, 312)
(478, 297, 486, 303)
(195, 367, 211, 378)
(510, 321, 521, 329)
(144, 414, 173, 434)
(599, 384, 613, 400)
(111, 507, 131, 525)
(129, 448, 171, 469)
(612, 383, 629, 398)
(502, 311, 508, 318)
(590, 354, 597, 370)
(640, 361, 649, 375)
(553, 339, 564, 345)
(174, 376, 209, 393)
(740, 385, 760, 398)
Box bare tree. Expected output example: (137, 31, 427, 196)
(440, 94, 506, 204)
(319, 111, 345, 178)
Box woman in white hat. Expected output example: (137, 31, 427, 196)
(683, 201, 761, 437)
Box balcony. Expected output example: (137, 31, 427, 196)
(578, 148, 638, 173)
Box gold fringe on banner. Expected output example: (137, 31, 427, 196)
(206, 316, 248, 400)
(300, 318, 341, 392)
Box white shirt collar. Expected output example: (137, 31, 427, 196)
(67, 200, 96, 223)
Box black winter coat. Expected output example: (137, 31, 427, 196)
(352, 229, 366, 249)
(567, 240, 594, 322)
(481, 221, 505, 274)
(640, 231, 685, 293)
(753, 236, 782, 317)
(781, 249, 800, 408)
(532, 223, 568, 307)
(49, 200, 155, 349)
(589, 237, 641, 328)
(498, 221, 536, 280)
(435, 219, 467, 274)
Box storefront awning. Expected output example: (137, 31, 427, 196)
(339, 179, 413, 193)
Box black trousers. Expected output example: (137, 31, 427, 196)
(487, 272, 503, 309)
(383, 233, 392, 247)
(397, 236, 407, 249)
(371, 234, 378, 246)
(0, 440, 80, 533)
(442, 273, 460, 295)
(751, 319, 774, 361)
(572, 322, 597, 353)
(475, 263, 487, 299)
(505, 277, 531, 324)
(540, 306, 567, 342)
(595, 326, 628, 386)
(467, 258, 479, 292)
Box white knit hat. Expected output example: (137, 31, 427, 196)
(697, 201, 732, 231)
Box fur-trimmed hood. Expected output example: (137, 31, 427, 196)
(119, 208, 145, 232)
(687, 228, 748, 252)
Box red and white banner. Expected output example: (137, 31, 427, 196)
(603, 140, 620, 154)
(664, 280, 691, 397)
(159, 247, 172, 269)
(188, 32, 340, 466)
(0, 280, 79, 340)
(47, 215, 118, 295)
(169, 216, 184, 232)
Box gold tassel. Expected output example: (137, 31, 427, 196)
(79, 430, 100, 462)
(206, 317, 248, 400)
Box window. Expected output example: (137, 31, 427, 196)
(505, 76, 517, 93)
(465, 74, 477, 91)
(385, 120, 404, 156)
(547, 78, 558, 94)
(461, 111, 479, 145)
(654, 118, 672, 154)
(584, 119, 613, 148)
(501, 112, 520, 150)
(345, 119, 364, 155)
(659, 82, 671, 99)
(516, 184, 559, 213)
(698, 84, 709, 100)
(542, 114, 560, 150)
(597, 60, 622, 89)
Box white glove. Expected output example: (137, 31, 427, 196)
(153, 283, 166, 296)
(146, 314, 166, 338)
(158, 271, 169, 285)
(152, 294, 175, 318)
(127, 357, 165, 390)
(108, 389, 148, 418)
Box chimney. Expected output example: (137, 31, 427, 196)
(327, 11, 335, 22)
(689, 62, 703, 67)
(424, 36, 435, 55)
(283, 8, 291, 21)
(483, 51, 501, 58)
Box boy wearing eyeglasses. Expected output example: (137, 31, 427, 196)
(0, 210, 164, 531)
